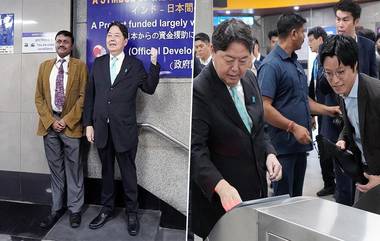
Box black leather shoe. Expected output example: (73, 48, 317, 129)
(127, 213, 139, 236)
(89, 212, 113, 229)
(316, 186, 335, 196)
(70, 212, 81, 228)
(40, 209, 65, 229)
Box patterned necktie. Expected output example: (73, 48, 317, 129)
(230, 86, 253, 133)
(54, 59, 65, 111)
(110, 57, 118, 84)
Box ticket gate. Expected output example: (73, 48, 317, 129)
(207, 196, 380, 241)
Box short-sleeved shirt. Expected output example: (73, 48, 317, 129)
(258, 45, 312, 155)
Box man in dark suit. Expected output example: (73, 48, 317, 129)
(83, 22, 160, 235)
(333, 0, 378, 205)
(250, 37, 265, 76)
(334, 0, 377, 78)
(307, 27, 339, 197)
(320, 34, 380, 198)
(190, 19, 282, 239)
(193, 32, 211, 78)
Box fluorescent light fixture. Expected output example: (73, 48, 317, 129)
(294, 6, 300, 11)
(226, 10, 231, 15)
(15, 19, 38, 25)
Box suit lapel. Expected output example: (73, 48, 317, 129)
(65, 58, 76, 97)
(358, 74, 367, 145)
(44, 59, 55, 110)
(112, 55, 130, 86)
(209, 64, 250, 134)
(241, 77, 257, 133)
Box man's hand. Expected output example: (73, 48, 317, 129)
(325, 105, 342, 117)
(86, 126, 95, 143)
(356, 173, 380, 193)
(266, 154, 282, 181)
(336, 140, 346, 150)
(291, 123, 312, 144)
(150, 47, 158, 65)
(214, 179, 242, 212)
(52, 120, 64, 132)
(58, 119, 66, 129)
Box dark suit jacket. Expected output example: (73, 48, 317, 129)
(190, 62, 276, 238)
(83, 54, 160, 152)
(338, 73, 380, 175)
(357, 35, 378, 78)
(193, 57, 205, 78)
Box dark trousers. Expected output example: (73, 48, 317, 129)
(97, 125, 138, 214)
(334, 162, 355, 206)
(319, 156, 336, 188)
(273, 152, 307, 197)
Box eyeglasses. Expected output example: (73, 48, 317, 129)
(323, 69, 346, 80)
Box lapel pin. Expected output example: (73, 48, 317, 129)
(124, 68, 128, 73)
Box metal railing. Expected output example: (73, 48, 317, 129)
(137, 123, 189, 151)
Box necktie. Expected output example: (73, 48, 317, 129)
(54, 59, 65, 111)
(110, 57, 118, 84)
(230, 86, 253, 133)
(313, 58, 318, 82)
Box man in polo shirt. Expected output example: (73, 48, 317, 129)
(258, 13, 341, 197)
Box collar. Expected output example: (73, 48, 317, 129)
(110, 51, 125, 61)
(56, 54, 70, 64)
(345, 74, 359, 99)
(274, 45, 297, 61)
(200, 55, 211, 65)
(226, 80, 242, 91)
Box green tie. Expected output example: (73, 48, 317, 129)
(230, 86, 252, 133)
(110, 56, 118, 84)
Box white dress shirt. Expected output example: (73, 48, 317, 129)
(50, 54, 70, 112)
(343, 74, 366, 164)
(110, 51, 125, 79)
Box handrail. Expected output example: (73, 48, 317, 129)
(137, 123, 189, 151)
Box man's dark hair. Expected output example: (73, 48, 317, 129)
(212, 18, 253, 54)
(267, 29, 278, 40)
(55, 30, 74, 44)
(277, 13, 306, 39)
(357, 28, 376, 42)
(107, 21, 128, 39)
(334, 0, 361, 20)
(308, 26, 328, 42)
(320, 35, 358, 71)
(195, 32, 210, 44)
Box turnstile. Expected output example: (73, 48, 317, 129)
(207, 196, 380, 241)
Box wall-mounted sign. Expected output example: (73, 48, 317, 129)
(22, 32, 56, 53)
(0, 13, 14, 54)
(87, 0, 195, 78)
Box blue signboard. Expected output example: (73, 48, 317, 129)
(87, 0, 194, 78)
(0, 13, 14, 54)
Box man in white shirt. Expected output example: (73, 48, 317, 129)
(35, 30, 88, 229)
(193, 32, 212, 77)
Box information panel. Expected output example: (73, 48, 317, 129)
(87, 0, 195, 78)
(0, 13, 14, 54)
